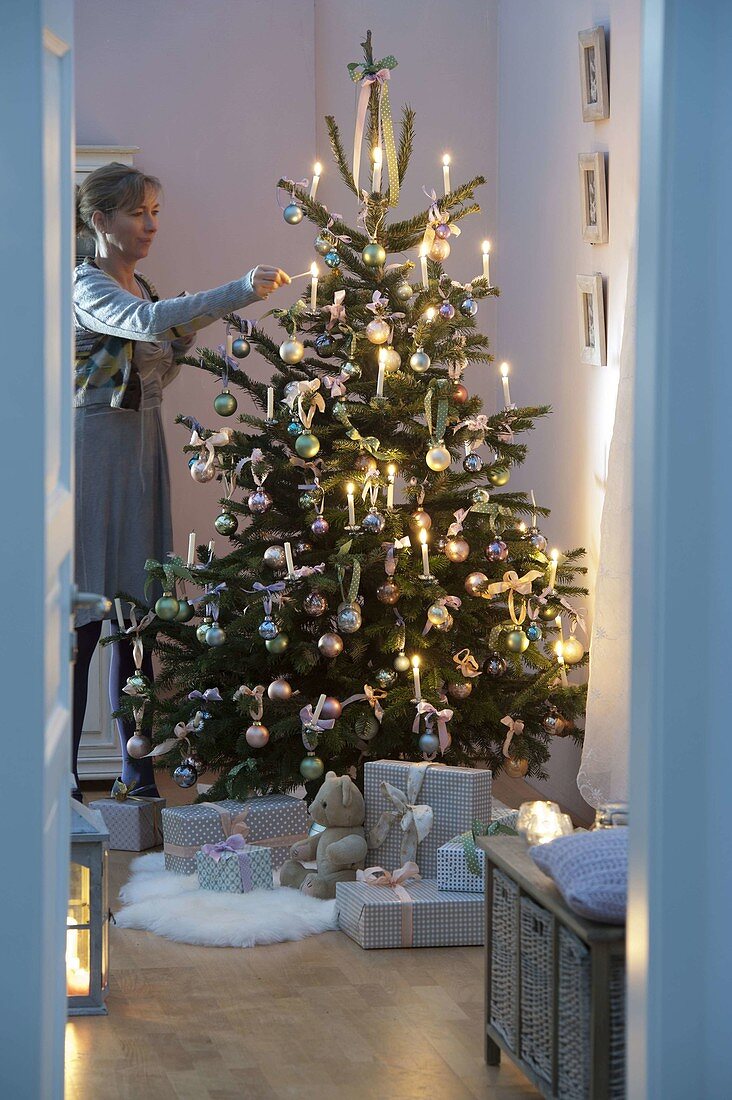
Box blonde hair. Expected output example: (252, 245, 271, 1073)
(76, 162, 162, 241)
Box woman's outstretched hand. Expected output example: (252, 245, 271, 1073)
(252, 266, 291, 299)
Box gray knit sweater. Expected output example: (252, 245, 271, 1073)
(73, 260, 260, 408)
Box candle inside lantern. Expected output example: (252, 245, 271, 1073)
(66, 918, 90, 996)
(284, 541, 295, 577)
(442, 153, 451, 195)
(376, 349, 386, 398)
(412, 656, 422, 702)
(346, 482, 356, 527)
(372, 146, 382, 192)
(516, 800, 574, 846)
(419, 528, 431, 577)
(266, 387, 274, 421)
(500, 361, 512, 407)
(482, 240, 491, 283)
(312, 692, 327, 723)
(548, 549, 559, 591)
(419, 243, 429, 289)
(386, 464, 396, 510)
(309, 162, 322, 200)
(186, 531, 197, 568)
(310, 262, 319, 310)
(225, 328, 233, 360)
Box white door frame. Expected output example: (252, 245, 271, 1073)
(0, 2, 75, 1096)
(630, 0, 732, 1095)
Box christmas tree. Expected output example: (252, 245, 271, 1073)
(120, 33, 588, 799)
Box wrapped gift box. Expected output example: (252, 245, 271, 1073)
(89, 795, 165, 852)
(196, 845, 273, 893)
(336, 877, 483, 949)
(162, 794, 308, 874)
(364, 760, 492, 878)
(437, 804, 519, 894)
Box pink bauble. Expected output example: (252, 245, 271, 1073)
(245, 722, 270, 748)
(320, 697, 342, 720)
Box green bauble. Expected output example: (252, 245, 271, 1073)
(265, 633, 289, 654)
(487, 465, 511, 487)
(295, 432, 320, 459)
(283, 203, 303, 224)
(155, 593, 179, 621)
(175, 599, 195, 623)
(196, 619, 212, 643)
(300, 754, 325, 781)
(362, 242, 386, 267)
(471, 488, 491, 505)
(214, 391, 238, 417)
(299, 491, 317, 511)
(342, 361, 361, 381)
(538, 600, 561, 622)
(214, 511, 238, 536)
(506, 628, 530, 653)
(396, 280, 414, 302)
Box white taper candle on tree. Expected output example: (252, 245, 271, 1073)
(309, 263, 319, 310)
(186, 531, 196, 568)
(500, 361, 512, 407)
(225, 329, 233, 359)
(266, 387, 274, 421)
(419, 243, 429, 289)
(284, 541, 295, 577)
(114, 598, 126, 633)
(372, 146, 382, 192)
(482, 240, 491, 283)
(412, 656, 422, 702)
(309, 162, 321, 200)
(386, 464, 396, 510)
(442, 153, 451, 195)
(548, 549, 559, 591)
(376, 349, 386, 398)
(555, 614, 569, 687)
(312, 693, 327, 723)
(419, 528, 430, 577)
(346, 483, 356, 527)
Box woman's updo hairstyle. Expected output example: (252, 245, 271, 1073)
(76, 162, 162, 241)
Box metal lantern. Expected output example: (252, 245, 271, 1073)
(67, 800, 110, 1016)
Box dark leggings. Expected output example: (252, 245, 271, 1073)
(72, 620, 159, 795)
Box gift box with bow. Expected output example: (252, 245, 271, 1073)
(437, 800, 519, 894)
(162, 794, 308, 875)
(196, 835, 273, 893)
(335, 864, 483, 949)
(90, 781, 166, 852)
(364, 760, 492, 878)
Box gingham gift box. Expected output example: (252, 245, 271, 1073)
(89, 794, 165, 852)
(335, 868, 484, 949)
(196, 838, 273, 893)
(162, 794, 308, 874)
(437, 800, 520, 893)
(364, 760, 492, 878)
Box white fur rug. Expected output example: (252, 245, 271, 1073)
(115, 853, 337, 947)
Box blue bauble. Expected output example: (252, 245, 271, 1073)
(287, 420, 302, 436)
(324, 249, 341, 269)
(173, 762, 198, 788)
(439, 301, 455, 320)
(526, 622, 543, 642)
(463, 452, 484, 474)
(315, 333, 335, 358)
(460, 296, 479, 317)
(419, 732, 440, 755)
(258, 617, 279, 640)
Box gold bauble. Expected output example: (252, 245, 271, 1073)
(410, 509, 432, 531)
(448, 681, 473, 701)
(427, 602, 450, 626)
(506, 628, 530, 653)
(426, 444, 451, 472)
(365, 319, 391, 345)
(504, 757, 529, 778)
(434, 612, 454, 633)
(561, 635, 586, 664)
(445, 537, 470, 563)
(376, 580, 401, 605)
(464, 571, 488, 597)
(428, 237, 451, 263)
(393, 652, 411, 673)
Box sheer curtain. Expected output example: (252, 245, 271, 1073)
(577, 250, 636, 809)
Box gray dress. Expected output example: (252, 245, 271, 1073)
(74, 282, 183, 627)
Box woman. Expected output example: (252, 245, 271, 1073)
(73, 161, 290, 799)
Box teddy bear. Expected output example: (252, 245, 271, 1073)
(279, 771, 368, 899)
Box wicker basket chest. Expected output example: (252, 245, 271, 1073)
(478, 835, 626, 1100)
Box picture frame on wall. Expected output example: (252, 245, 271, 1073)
(577, 273, 607, 365)
(578, 26, 609, 121)
(578, 152, 608, 244)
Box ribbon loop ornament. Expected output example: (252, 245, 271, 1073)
(452, 648, 483, 678)
(324, 289, 347, 331)
(412, 701, 454, 754)
(234, 684, 266, 721)
(500, 714, 525, 759)
(146, 711, 204, 758)
(367, 765, 434, 866)
(446, 507, 473, 539)
(348, 54, 400, 205)
(383, 535, 411, 576)
(483, 569, 544, 623)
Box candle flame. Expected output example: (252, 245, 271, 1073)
(378, 347, 387, 365)
(314, 162, 322, 175)
(518, 521, 527, 533)
(554, 641, 564, 659)
(412, 655, 420, 668)
(482, 239, 491, 254)
(346, 482, 354, 495)
(500, 361, 510, 378)
(419, 242, 428, 258)
(442, 153, 451, 166)
(419, 528, 428, 545)
(387, 464, 396, 477)
(310, 262, 319, 277)
(423, 306, 436, 322)
(550, 548, 559, 562)
(373, 146, 383, 166)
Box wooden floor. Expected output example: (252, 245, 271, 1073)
(65, 772, 542, 1100)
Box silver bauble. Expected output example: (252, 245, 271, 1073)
(336, 602, 362, 634)
(374, 667, 398, 690)
(310, 515, 330, 538)
(361, 508, 386, 534)
(205, 624, 226, 647)
(214, 511, 238, 536)
(196, 619, 213, 643)
(302, 591, 328, 617)
(314, 333, 335, 357)
(190, 460, 215, 483)
(279, 337, 305, 365)
(464, 571, 489, 596)
(267, 678, 292, 702)
(126, 733, 152, 759)
(426, 444, 451, 472)
(463, 452, 484, 474)
(173, 762, 198, 788)
(365, 319, 390, 345)
(471, 488, 491, 505)
(396, 280, 414, 301)
(318, 632, 344, 658)
(283, 202, 303, 224)
(376, 580, 400, 605)
(435, 222, 452, 240)
(314, 233, 331, 255)
(409, 348, 431, 373)
(258, 616, 279, 640)
(528, 528, 548, 553)
(486, 538, 509, 562)
(484, 653, 508, 676)
(427, 602, 450, 627)
(247, 488, 273, 514)
(445, 537, 470, 563)
(263, 545, 286, 570)
(434, 612, 454, 633)
(439, 301, 455, 320)
(231, 336, 251, 358)
(342, 361, 362, 380)
(460, 296, 479, 318)
(419, 731, 440, 755)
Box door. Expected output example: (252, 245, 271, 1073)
(0, 2, 75, 1096)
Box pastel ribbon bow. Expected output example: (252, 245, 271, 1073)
(500, 715, 525, 759)
(200, 834, 247, 863)
(323, 372, 349, 398)
(110, 778, 145, 802)
(146, 711, 203, 758)
(412, 701, 454, 754)
(446, 507, 473, 538)
(383, 535, 412, 576)
(284, 379, 325, 430)
(454, 414, 491, 446)
(421, 188, 462, 253)
(363, 684, 388, 723)
(299, 704, 336, 732)
(422, 595, 462, 635)
(356, 861, 421, 901)
(452, 648, 482, 678)
(189, 427, 233, 474)
(324, 289, 347, 331)
(249, 581, 286, 616)
(348, 54, 399, 204)
(367, 766, 435, 866)
(483, 570, 544, 622)
(187, 688, 222, 704)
